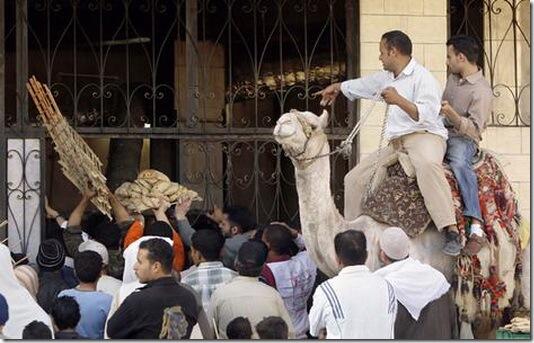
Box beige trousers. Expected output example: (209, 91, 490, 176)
(344, 132, 456, 230)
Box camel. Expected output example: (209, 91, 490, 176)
(273, 109, 524, 329)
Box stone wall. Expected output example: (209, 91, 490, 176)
(357, 0, 530, 219)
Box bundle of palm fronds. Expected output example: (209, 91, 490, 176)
(26, 76, 112, 218)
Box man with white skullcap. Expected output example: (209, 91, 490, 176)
(79, 240, 122, 297)
(375, 227, 457, 339)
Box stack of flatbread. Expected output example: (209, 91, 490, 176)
(115, 169, 202, 213)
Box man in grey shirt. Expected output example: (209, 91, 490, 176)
(441, 35, 493, 256)
(174, 202, 256, 268)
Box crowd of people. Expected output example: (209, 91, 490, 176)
(0, 30, 489, 339)
(0, 191, 456, 339)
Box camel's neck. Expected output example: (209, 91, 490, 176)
(294, 142, 345, 232)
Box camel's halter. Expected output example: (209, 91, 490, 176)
(289, 92, 389, 164)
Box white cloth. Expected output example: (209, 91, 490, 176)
(267, 236, 317, 339)
(374, 257, 450, 320)
(79, 239, 109, 265)
(0, 244, 54, 339)
(97, 275, 122, 297)
(309, 265, 396, 339)
(340, 58, 447, 140)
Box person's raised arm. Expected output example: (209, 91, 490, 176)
(45, 196, 66, 227)
(67, 189, 96, 228)
(108, 192, 131, 224)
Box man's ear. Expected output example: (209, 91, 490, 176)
(230, 225, 240, 236)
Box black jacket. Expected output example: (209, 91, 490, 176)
(107, 277, 199, 339)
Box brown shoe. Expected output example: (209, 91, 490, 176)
(463, 234, 487, 256)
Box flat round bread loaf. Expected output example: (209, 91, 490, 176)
(137, 169, 170, 182)
(114, 170, 201, 212)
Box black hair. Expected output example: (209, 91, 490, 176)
(381, 30, 412, 56)
(86, 217, 121, 250)
(51, 296, 81, 330)
(334, 230, 368, 266)
(226, 317, 253, 339)
(191, 229, 225, 261)
(224, 206, 257, 233)
(446, 34, 480, 64)
(22, 320, 53, 339)
(139, 238, 174, 273)
(144, 220, 173, 239)
(262, 224, 295, 256)
(74, 250, 103, 283)
(256, 316, 289, 339)
(186, 211, 220, 232)
(235, 240, 268, 277)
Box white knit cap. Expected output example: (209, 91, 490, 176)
(379, 227, 410, 260)
(78, 239, 109, 265)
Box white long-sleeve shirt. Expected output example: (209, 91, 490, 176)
(340, 58, 448, 140)
(309, 265, 397, 339)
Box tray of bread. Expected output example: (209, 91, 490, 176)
(114, 169, 202, 213)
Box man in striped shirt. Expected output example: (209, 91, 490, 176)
(308, 230, 397, 339)
(181, 229, 237, 314)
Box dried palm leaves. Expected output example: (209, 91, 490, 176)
(26, 76, 112, 218)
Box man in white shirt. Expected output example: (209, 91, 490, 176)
(308, 230, 396, 339)
(315, 30, 461, 256)
(374, 227, 456, 339)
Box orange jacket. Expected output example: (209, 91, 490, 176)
(123, 220, 186, 272)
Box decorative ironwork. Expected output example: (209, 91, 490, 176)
(449, 0, 530, 127)
(2, 0, 356, 226)
(6, 139, 42, 258)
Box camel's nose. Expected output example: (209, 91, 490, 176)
(273, 124, 295, 138)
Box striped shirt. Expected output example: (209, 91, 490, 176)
(181, 261, 237, 314)
(309, 265, 397, 339)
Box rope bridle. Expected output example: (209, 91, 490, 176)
(284, 92, 386, 165)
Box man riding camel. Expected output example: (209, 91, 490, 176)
(315, 30, 462, 256)
(441, 34, 493, 255)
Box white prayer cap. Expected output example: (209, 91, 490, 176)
(79, 239, 109, 265)
(379, 227, 410, 260)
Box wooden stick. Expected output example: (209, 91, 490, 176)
(13, 255, 29, 267)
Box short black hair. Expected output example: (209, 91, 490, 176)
(84, 214, 121, 250)
(446, 34, 480, 64)
(139, 238, 174, 273)
(334, 230, 368, 266)
(191, 229, 225, 261)
(51, 296, 81, 330)
(74, 250, 103, 283)
(256, 316, 289, 339)
(381, 30, 412, 56)
(22, 320, 53, 339)
(263, 224, 296, 256)
(235, 240, 268, 277)
(144, 220, 173, 239)
(187, 212, 220, 232)
(226, 317, 252, 339)
(225, 206, 256, 233)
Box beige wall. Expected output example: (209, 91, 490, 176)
(357, 0, 530, 218)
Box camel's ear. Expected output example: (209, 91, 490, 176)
(318, 109, 329, 129)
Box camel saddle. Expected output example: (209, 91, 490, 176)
(362, 149, 520, 242)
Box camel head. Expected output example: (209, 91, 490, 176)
(273, 109, 329, 162)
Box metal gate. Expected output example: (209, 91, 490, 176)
(1, 0, 359, 257)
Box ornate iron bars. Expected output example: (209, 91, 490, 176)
(449, 0, 530, 126)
